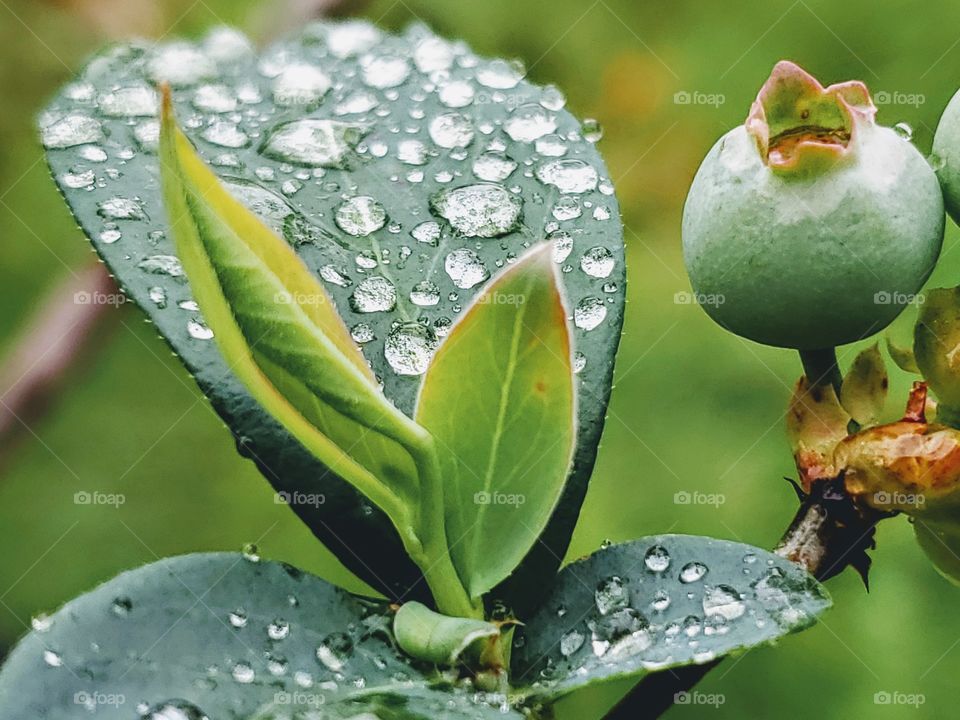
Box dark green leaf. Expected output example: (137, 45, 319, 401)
(42, 21, 625, 610)
(0, 554, 522, 719)
(510, 535, 831, 703)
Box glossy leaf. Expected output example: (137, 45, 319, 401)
(42, 22, 625, 608)
(916, 287, 960, 417)
(394, 601, 501, 666)
(840, 343, 888, 425)
(510, 536, 831, 704)
(887, 335, 920, 374)
(416, 245, 576, 599)
(0, 554, 523, 720)
(786, 376, 851, 489)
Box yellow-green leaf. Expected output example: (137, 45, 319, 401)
(415, 244, 576, 599)
(886, 335, 920, 374)
(840, 344, 888, 425)
(159, 88, 478, 618)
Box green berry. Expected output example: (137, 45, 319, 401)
(683, 61, 944, 349)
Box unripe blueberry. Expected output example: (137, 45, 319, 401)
(933, 89, 960, 222)
(683, 61, 944, 349)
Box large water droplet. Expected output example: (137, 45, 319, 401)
(335, 196, 387, 237)
(228, 608, 248, 628)
(476, 58, 523, 89)
(504, 103, 557, 143)
(261, 119, 366, 167)
(444, 248, 489, 289)
(231, 661, 255, 683)
(385, 322, 438, 376)
(360, 54, 410, 89)
(473, 152, 517, 182)
(316, 631, 353, 672)
(98, 84, 158, 117)
(201, 121, 249, 148)
(702, 585, 746, 621)
(411, 220, 441, 245)
(431, 183, 522, 238)
(272, 62, 331, 106)
(138, 255, 184, 278)
(679, 561, 708, 584)
(595, 576, 629, 615)
(590, 608, 650, 657)
(574, 297, 606, 331)
(559, 628, 585, 657)
(148, 42, 216, 86)
(98, 196, 146, 221)
(644, 545, 671, 572)
(268, 618, 290, 640)
(581, 246, 615, 278)
(350, 276, 396, 313)
(428, 112, 474, 149)
(42, 114, 103, 149)
(536, 159, 599, 194)
(410, 280, 441, 307)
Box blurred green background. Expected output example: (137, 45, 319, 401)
(2, 0, 959, 716)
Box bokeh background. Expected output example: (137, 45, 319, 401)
(2, 0, 959, 716)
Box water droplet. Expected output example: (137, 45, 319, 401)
(267, 652, 288, 676)
(894, 122, 913, 141)
(61, 169, 95, 189)
(326, 20, 381, 58)
(351, 323, 375, 343)
(552, 196, 582, 220)
(98, 196, 145, 221)
(385, 322, 438, 376)
(261, 119, 366, 167)
(42, 114, 103, 149)
(679, 561, 708, 584)
(148, 42, 216, 86)
(411, 220, 441, 245)
(504, 104, 557, 143)
(476, 58, 523, 89)
(574, 297, 606, 331)
(31, 614, 52, 633)
(98, 84, 158, 118)
(138, 255, 184, 278)
(231, 661, 254, 683)
(551, 231, 573, 264)
(581, 118, 603, 142)
(350, 276, 396, 313)
(644, 545, 671, 572)
(111, 596, 133, 617)
(360, 54, 410, 89)
(242, 542, 261, 562)
(148, 286, 168, 308)
(203, 26, 253, 63)
(581, 246, 615, 278)
(651, 590, 671, 612)
(187, 318, 214, 340)
(414, 35, 455, 72)
(410, 280, 441, 306)
(227, 607, 248, 628)
(473, 152, 517, 182)
(559, 628, 585, 657)
(595, 576, 629, 615)
(192, 84, 238, 113)
(536, 159, 599, 194)
(431, 183, 522, 238)
(320, 265, 352, 288)
(134, 120, 160, 151)
(397, 139, 429, 165)
(335, 196, 387, 237)
(428, 112, 474, 148)
(702, 585, 745, 621)
(573, 352, 587, 374)
(272, 62, 331, 106)
(590, 608, 650, 657)
(201, 121, 249, 148)
(536, 134, 568, 157)
(268, 618, 290, 640)
(335, 91, 379, 115)
(540, 84, 566, 110)
(42, 649, 63, 667)
(316, 631, 353, 672)
(438, 80, 475, 108)
(78, 144, 108, 162)
(930, 152, 946, 171)
(444, 248, 489, 289)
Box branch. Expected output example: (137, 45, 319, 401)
(602, 477, 889, 720)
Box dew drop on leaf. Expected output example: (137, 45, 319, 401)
(594, 576, 629, 615)
(679, 561, 708, 584)
(430, 183, 522, 238)
(644, 544, 671, 573)
(444, 248, 489, 289)
(574, 297, 607, 331)
(350, 276, 397, 313)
